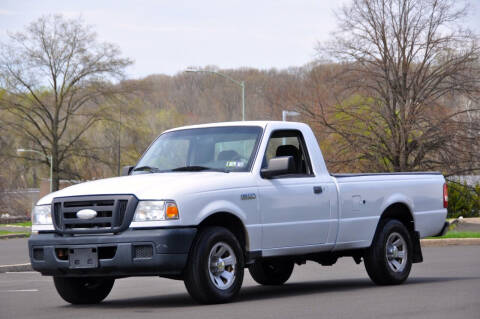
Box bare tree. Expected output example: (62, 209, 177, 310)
(0, 15, 132, 190)
(312, 0, 480, 173)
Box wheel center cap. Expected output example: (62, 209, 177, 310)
(392, 246, 398, 258)
(388, 245, 399, 258)
(217, 260, 225, 272)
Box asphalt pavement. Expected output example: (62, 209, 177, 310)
(0, 238, 29, 265)
(0, 245, 479, 319)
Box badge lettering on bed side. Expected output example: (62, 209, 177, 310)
(241, 193, 256, 200)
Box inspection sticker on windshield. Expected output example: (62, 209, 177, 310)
(226, 161, 245, 168)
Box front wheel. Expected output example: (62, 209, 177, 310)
(53, 277, 115, 304)
(183, 226, 244, 304)
(248, 260, 294, 285)
(364, 219, 413, 285)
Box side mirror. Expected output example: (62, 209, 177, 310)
(260, 156, 296, 179)
(121, 165, 134, 176)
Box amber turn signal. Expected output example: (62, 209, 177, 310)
(166, 202, 179, 219)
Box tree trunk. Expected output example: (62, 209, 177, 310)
(52, 142, 60, 192)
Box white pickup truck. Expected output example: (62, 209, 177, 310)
(28, 121, 448, 304)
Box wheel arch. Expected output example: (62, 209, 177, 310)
(379, 202, 415, 233)
(366, 200, 416, 248)
(198, 212, 249, 253)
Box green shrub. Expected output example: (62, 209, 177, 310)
(447, 181, 480, 218)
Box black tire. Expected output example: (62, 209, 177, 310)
(248, 259, 294, 285)
(183, 226, 244, 304)
(364, 219, 413, 285)
(53, 277, 114, 304)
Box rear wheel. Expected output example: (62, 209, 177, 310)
(249, 259, 294, 285)
(184, 226, 244, 304)
(364, 219, 412, 285)
(53, 277, 114, 304)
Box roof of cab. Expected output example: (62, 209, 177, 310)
(163, 121, 303, 133)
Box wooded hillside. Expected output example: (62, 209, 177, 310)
(0, 0, 479, 216)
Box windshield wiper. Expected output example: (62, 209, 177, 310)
(132, 165, 161, 173)
(170, 166, 229, 173)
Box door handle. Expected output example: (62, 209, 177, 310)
(313, 186, 323, 194)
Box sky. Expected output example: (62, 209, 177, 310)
(0, 0, 479, 79)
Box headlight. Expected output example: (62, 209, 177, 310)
(133, 201, 179, 222)
(32, 205, 52, 225)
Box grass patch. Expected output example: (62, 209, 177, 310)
(0, 230, 30, 236)
(0, 221, 31, 227)
(427, 231, 480, 239)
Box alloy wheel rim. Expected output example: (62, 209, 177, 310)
(208, 242, 237, 290)
(385, 232, 407, 273)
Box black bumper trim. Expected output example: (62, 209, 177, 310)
(28, 228, 197, 277)
(433, 221, 450, 237)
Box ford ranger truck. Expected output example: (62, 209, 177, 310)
(28, 121, 449, 304)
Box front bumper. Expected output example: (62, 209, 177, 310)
(28, 228, 197, 277)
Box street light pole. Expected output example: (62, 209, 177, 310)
(241, 80, 245, 122)
(17, 148, 53, 193)
(186, 69, 246, 121)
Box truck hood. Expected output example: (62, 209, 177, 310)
(37, 172, 254, 205)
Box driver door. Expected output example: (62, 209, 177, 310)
(257, 129, 331, 249)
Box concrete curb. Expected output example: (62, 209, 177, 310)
(0, 225, 30, 228)
(0, 234, 30, 239)
(421, 238, 480, 246)
(0, 263, 33, 273)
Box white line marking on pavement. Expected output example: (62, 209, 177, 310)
(5, 271, 37, 274)
(0, 263, 31, 267)
(0, 280, 49, 284)
(2, 289, 39, 292)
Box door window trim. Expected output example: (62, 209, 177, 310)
(260, 129, 315, 179)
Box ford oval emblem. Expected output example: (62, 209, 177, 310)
(76, 209, 97, 220)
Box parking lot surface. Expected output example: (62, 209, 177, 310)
(0, 238, 29, 265)
(0, 245, 479, 319)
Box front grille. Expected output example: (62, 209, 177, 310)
(52, 195, 138, 234)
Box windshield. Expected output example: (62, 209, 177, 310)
(133, 126, 263, 173)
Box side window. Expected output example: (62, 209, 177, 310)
(262, 130, 313, 176)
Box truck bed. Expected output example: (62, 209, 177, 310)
(328, 171, 446, 249)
